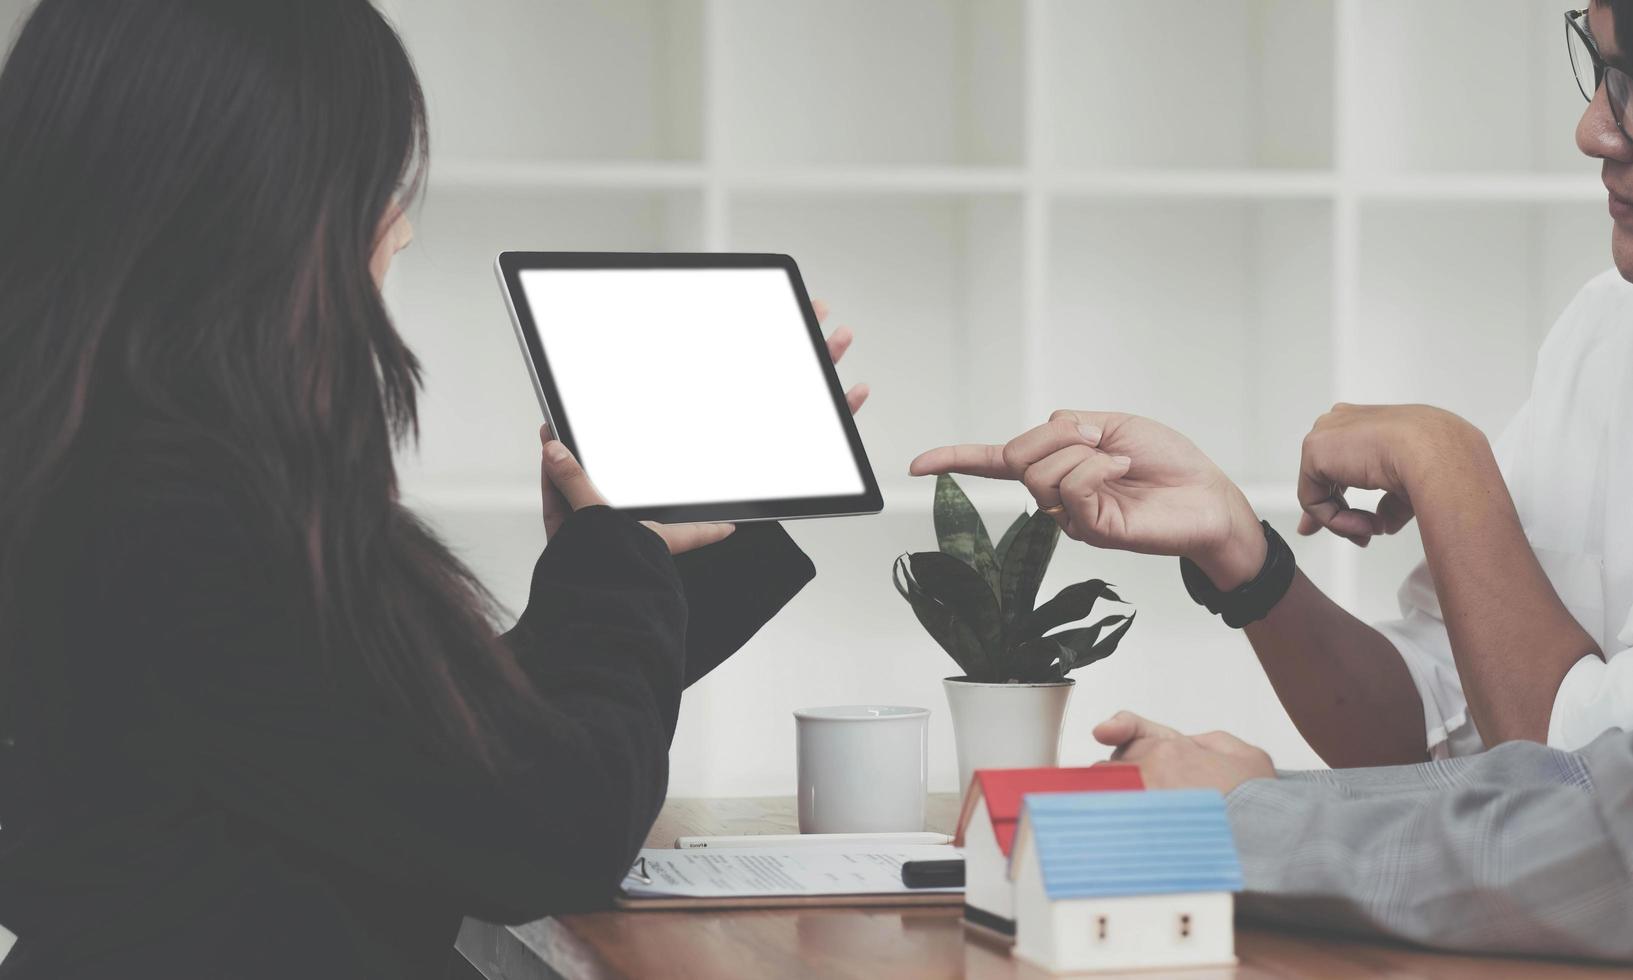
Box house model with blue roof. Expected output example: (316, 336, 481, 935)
(1008, 789, 1244, 973)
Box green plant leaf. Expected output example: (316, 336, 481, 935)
(1013, 579, 1123, 645)
(907, 550, 1003, 661)
(894, 554, 994, 681)
(1007, 637, 1070, 683)
(1050, 613, 1136, 674)
(994, 511, 1028, 567)
(932, 475, 1000, 595)
(999, 510, 1061, 629)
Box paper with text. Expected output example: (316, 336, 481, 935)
(621, 845, 961, 898)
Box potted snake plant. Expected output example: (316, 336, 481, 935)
(894, 475, 1134, 794)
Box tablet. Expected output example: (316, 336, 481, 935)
(495, 252, 884, 525)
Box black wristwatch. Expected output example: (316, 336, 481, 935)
(1180, 521, 1296, 629)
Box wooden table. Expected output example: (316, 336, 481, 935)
(455, 795, 1625, 979)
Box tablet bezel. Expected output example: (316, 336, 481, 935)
(495, 251, 884, 525)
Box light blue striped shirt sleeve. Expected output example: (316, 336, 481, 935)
(1224, 730, 1633, 962)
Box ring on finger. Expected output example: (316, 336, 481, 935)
(1039, 502, 1066, 516)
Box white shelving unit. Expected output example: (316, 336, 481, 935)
(2, 0, 1608, 793)
(384, 0, 1615, 793)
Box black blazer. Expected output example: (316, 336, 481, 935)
(0, 455, 814, 979)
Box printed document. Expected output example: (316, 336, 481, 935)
(621, 845, 960, 898)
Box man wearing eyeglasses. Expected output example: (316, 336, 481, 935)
(912, 1, 1633, 963)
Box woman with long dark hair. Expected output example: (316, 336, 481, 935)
(0, 2, 848, 976)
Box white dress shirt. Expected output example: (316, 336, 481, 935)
(1375, 268, 1633, 758)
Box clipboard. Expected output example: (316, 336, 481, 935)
(614, 849, 964, 911)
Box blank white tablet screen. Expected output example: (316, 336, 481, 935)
(519, 267, 865, 509)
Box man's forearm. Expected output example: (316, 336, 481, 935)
(1193, 499, 1430, 769)
(1244, 572, 1429, 768)
(1412, 435, 1600, 744)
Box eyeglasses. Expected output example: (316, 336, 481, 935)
(1567, 8, 1633, 142)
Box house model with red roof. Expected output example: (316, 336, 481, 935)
(953, 765, 1143, 939)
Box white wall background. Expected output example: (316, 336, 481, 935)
(2, 0, 1615, 795)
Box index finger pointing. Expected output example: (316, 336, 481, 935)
(908, 443, 1012, 479)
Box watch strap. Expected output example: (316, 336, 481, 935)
(1180, 521, 1296, 629)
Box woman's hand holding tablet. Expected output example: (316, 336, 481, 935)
(537, 430, 734, 555)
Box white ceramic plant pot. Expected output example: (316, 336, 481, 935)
(943, 676, 1075, 797)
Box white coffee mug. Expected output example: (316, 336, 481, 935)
(794, 705, 929, 834)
